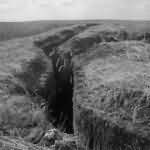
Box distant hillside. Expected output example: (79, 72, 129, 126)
(0, 20, 73, 41)
(0, 20, 150, 41)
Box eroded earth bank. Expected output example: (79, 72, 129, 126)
(1, 22, 150, 149)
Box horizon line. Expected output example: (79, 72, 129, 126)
(0, 18, 150, 23)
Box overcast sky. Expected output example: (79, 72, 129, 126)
(0, 0, 149, 21)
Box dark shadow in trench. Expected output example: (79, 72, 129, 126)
(53, 75, 73, 133)
(46, 51, 74, 134)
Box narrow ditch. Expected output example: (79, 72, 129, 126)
(49, 50, 74, 133)
(42, 48, 74, 134)
(33, 25, 94, 134)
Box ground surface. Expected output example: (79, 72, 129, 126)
(0, 20, 150, 149)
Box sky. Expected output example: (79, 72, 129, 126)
(0, 0, 149, 21)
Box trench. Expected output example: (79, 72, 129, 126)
(43, 49, 74, 134)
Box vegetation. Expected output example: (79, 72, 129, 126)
(0, 20, 150, 149)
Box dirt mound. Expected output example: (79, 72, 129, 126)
(58, 24, 150, 56)
(0, 38, 52, 143)
(58, 25, 127, 54)
(73, 41, 150, 149)
(34, 24, 94, 55)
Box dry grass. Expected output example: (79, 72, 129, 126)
(83, 41, 150, 122)
(73, 41, 150, 149)
(0, 36, 53, 143)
